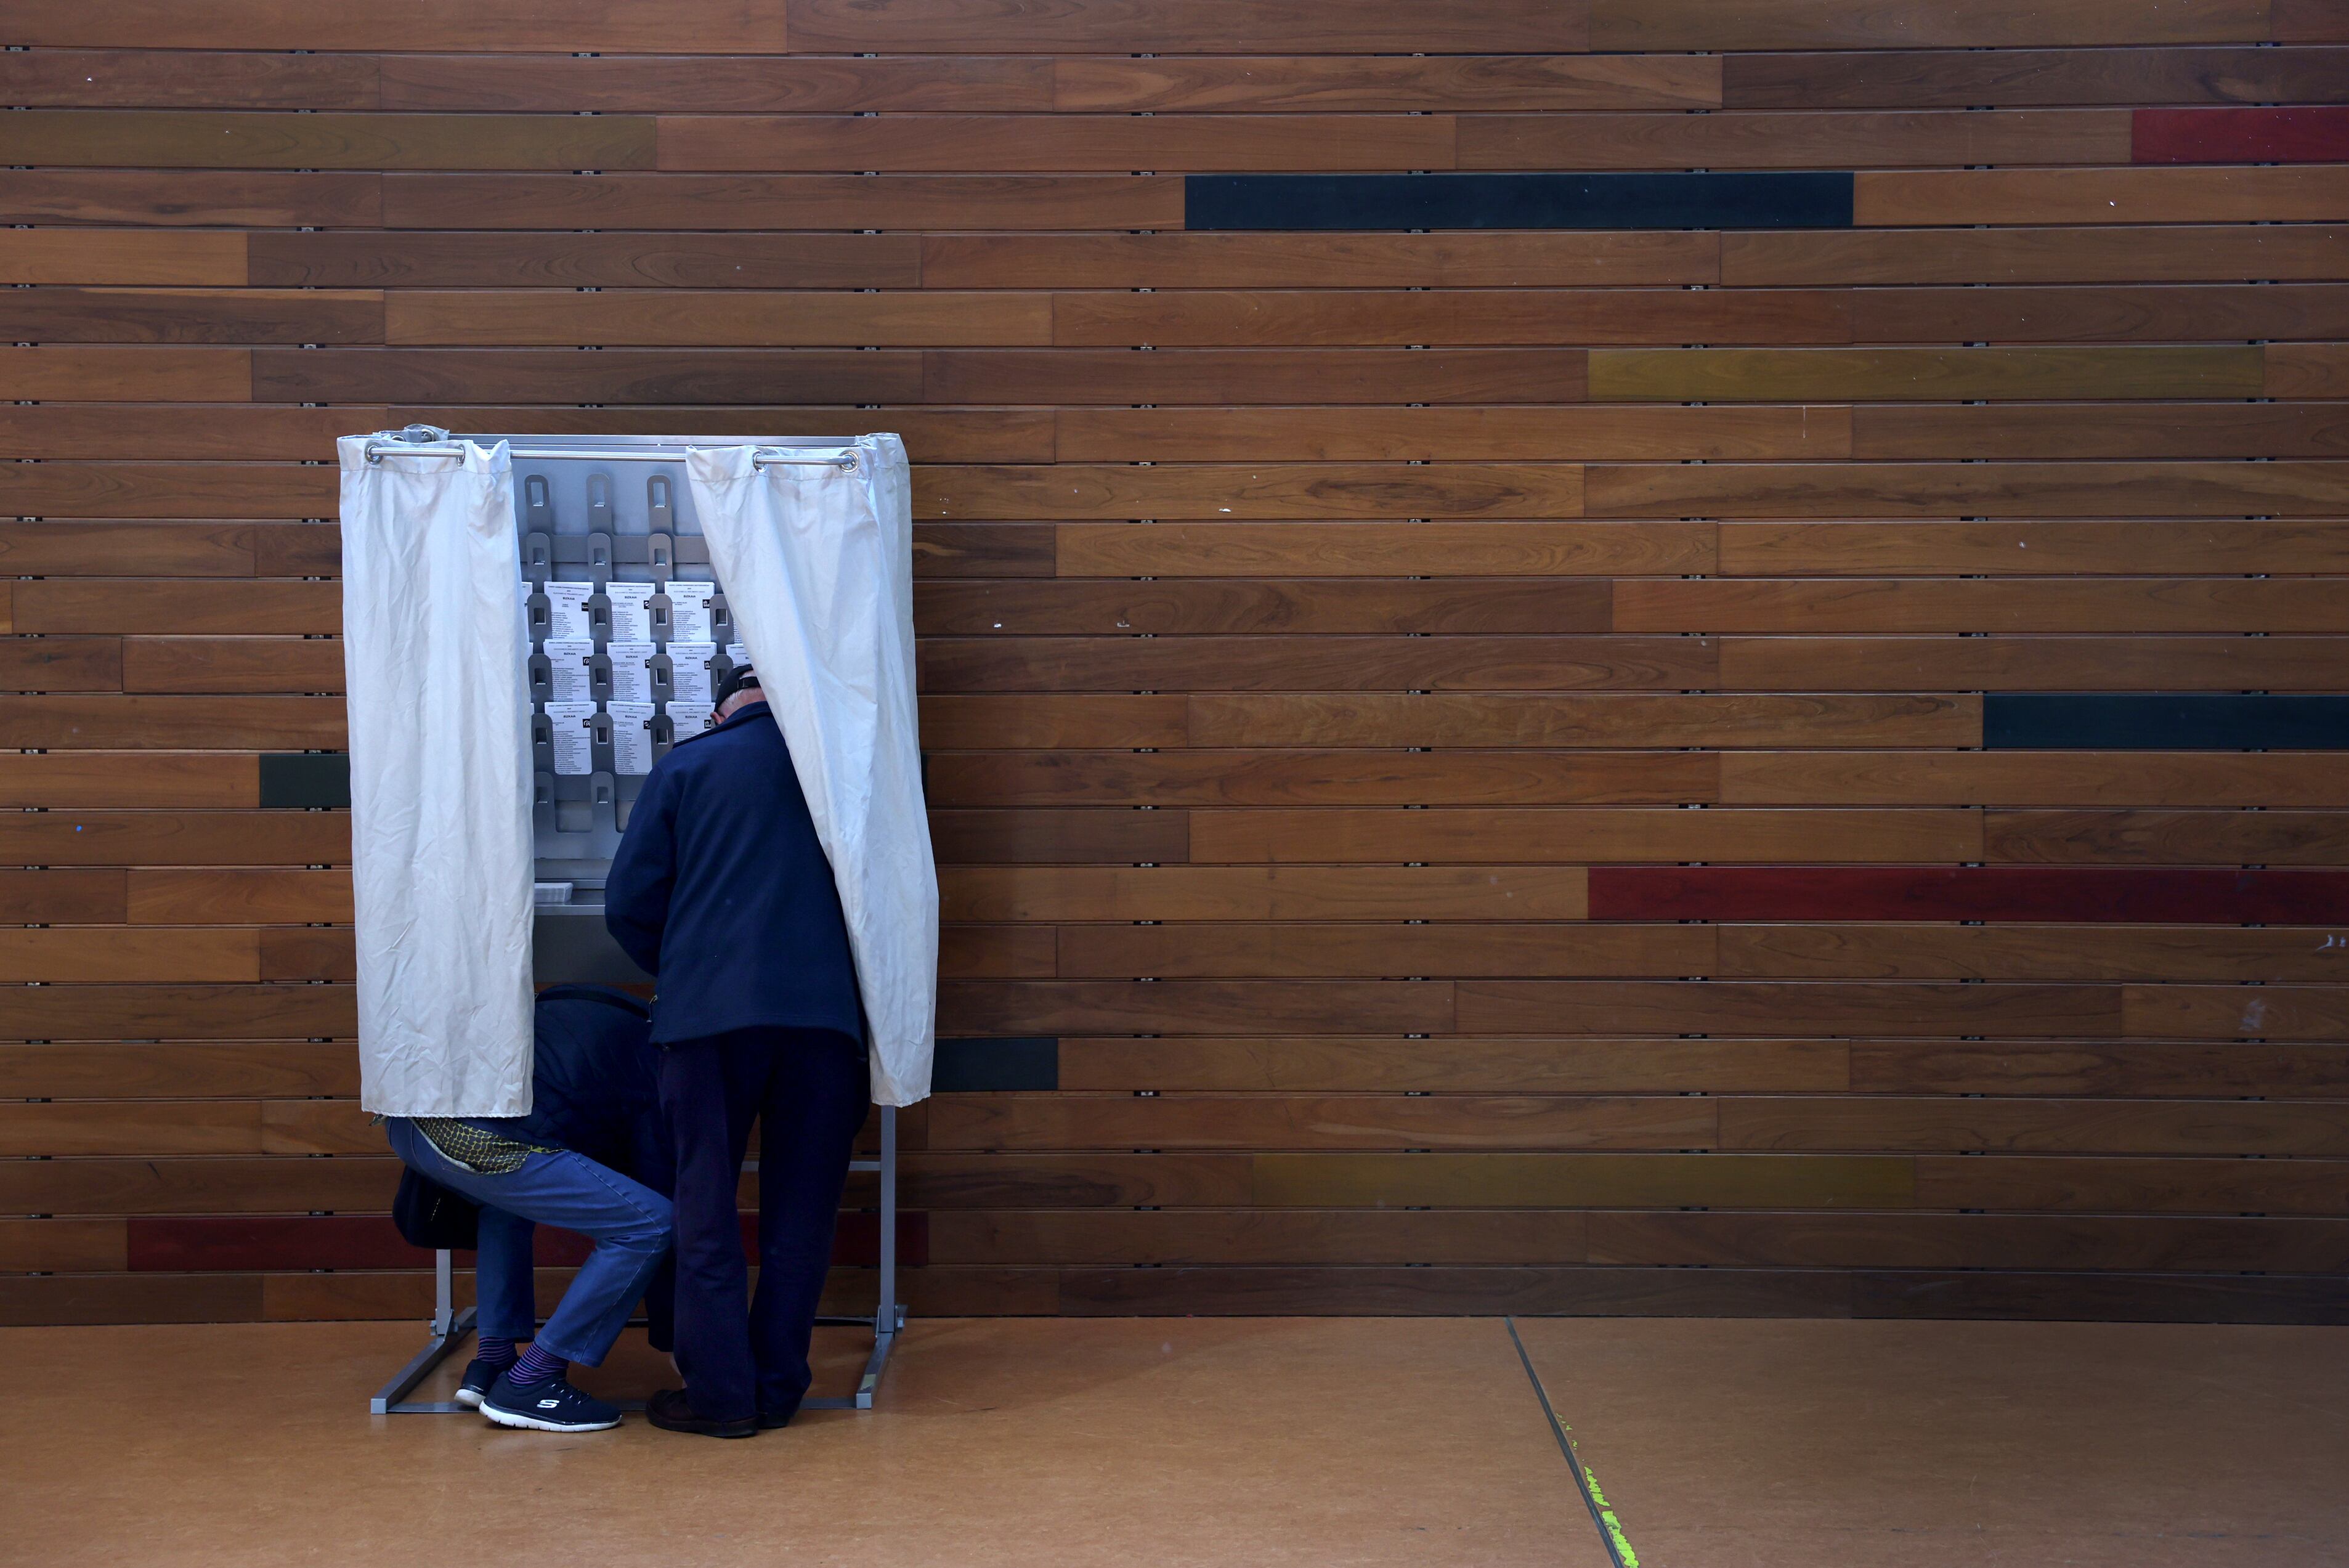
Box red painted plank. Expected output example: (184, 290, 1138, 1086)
(2134, 107, 2349, 164)
(125, 1211, 925, 1270)
(126, 1216, 429, 1272)
(1589, 867, 2349, 923)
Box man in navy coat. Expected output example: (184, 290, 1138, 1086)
(605, 662, 869, 1437)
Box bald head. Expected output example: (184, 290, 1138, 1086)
(713, 661, 761, 720)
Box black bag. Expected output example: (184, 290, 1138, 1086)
(392, 1166, 480, 1251)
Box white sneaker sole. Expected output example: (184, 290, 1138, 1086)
(455, 1387, 484, 1410)
(479, 1401, 621, 1434)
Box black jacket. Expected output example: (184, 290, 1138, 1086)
(603, 701, 863, 1046)
(468, 985, 668, 1184)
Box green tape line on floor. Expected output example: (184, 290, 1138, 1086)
(1505, 1315, 1642, 1568)
(1568, 1436, 1642, 1568)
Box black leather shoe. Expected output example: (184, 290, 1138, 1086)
(647, 1387, 756, 1439)
(757, 1407, 795, 1431)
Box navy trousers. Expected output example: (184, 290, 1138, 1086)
(659, 1025, 867, 1424)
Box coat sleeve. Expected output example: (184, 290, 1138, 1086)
(604, 762, 678, 977)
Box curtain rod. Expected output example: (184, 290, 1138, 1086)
(362, 441, 857, 471)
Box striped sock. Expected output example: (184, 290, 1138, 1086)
(507, 1343, 567, 1387)
(475, 1335, 519, 1370)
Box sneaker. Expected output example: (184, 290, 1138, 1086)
(454, 1355, 511, 1410)
(646, 1387, 756, 1439)
(479, 1371, 623, 1433)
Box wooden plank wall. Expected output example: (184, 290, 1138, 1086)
(5, 1, 2349, 1327)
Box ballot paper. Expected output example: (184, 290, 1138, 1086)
(606, 641, 655, 703)
(666, 641, 716, 704)
(543, 701, 598, 776)
(666, 580, 717, 642)
(544, 582, 594, 641)
(541, 640, 595, 702)
(608, 701, 657, 774)
(725, 641, 749, 668)
(606, 582, 654, 643)
(666, 701, 716, 740)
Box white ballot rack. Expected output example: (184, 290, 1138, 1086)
(366, 432, 906, 1415)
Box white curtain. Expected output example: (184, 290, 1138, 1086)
(338, 434, 535, 1116)
(688, 434, 938, 1106)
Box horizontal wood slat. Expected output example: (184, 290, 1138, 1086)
(920, 636, 1719, 693)
(660, 113, 1459, 173)
(1591, 867, 2349, 924)
(377, 174, 1187, 232)
(1052, 54, 1721, 113)
(1718, 750, 2349, 806)
(1721, 47, 2349, 109)
(1187, 808, 1981, 864)
(249, 232, 923, 289)
(1186, 694, 1980, 749)
(1586, 0, 2271, 51)
(0, 230, 246, 286)
(1044, 923, 2349, 982)
(0, 112, 658, 170)
(1719, 641, 2349, 695)
(1854, 168, 2349, 227)
(0, 171, 383, 228)
(1614, 578, 2349, 630)
(1722, 225, 2349, 285)
(3, 3, 795, 52)
(1461, 110, 2133, 170)
(927, 749, 1716, 805)
(782, 1, 1592, 54)
(915, 579, 1613, 635)
(1053, 405, 1846, 461)
(939, 866, 1589, 922)
(923, 232, 1719, 288)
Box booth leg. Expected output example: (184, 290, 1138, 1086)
(806, 1105, 908, 1412)
(370, 1249, 478, 1414)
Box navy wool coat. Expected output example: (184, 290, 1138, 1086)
(468, 985, 668, 1180)
(604, 701, 864, 1046)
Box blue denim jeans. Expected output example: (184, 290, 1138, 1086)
(384, 1118, 673, 1367)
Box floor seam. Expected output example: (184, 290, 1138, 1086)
(1505, 1315, 1638, 1568)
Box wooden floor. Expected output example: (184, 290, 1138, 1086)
(2, 1317, 2342, 1566)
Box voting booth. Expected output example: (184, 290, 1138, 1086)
(338, 429, 936, 1413)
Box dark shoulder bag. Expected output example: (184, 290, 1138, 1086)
(392, 1166, 481, 1251)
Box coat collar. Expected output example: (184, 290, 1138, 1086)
(713, 699, 771, 734)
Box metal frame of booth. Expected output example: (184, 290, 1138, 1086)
(371, 1105, 904, 1415)
(363, 433, 914, 1416)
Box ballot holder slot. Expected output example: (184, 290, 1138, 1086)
(378, 436, 903, 1417)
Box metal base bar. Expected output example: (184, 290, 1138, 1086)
(803, 1304, 908, 1411)
(371, 1303, 477, 1415)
